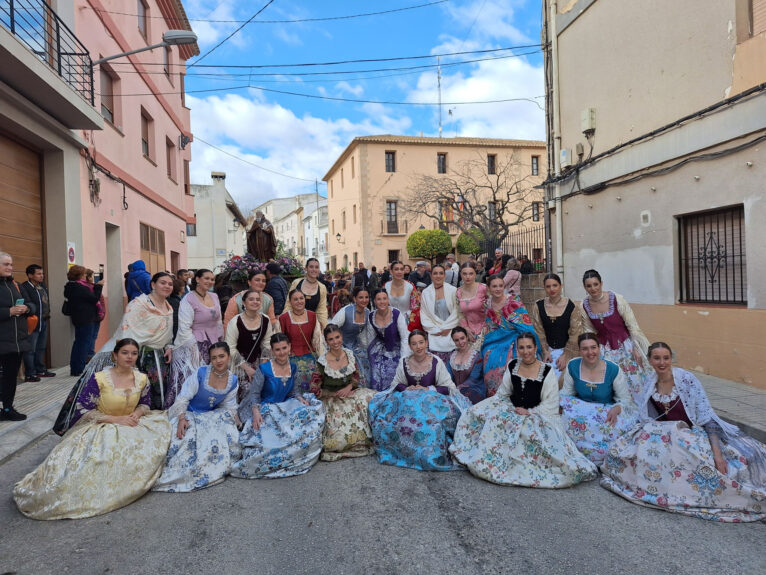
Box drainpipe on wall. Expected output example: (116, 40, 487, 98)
(549, 0, 564, 277)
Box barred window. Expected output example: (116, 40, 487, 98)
(678, 205, 746, 305)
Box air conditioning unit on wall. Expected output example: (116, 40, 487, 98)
(560, 149, 572, 169)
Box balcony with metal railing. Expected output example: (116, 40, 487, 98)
(1, 0, 101, 128)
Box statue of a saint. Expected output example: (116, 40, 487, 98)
(247, 211, 277, 262)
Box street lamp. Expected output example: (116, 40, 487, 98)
(335, 233, 345, 244)
(91, 30, 198, 67)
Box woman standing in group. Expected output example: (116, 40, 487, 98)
(365, 289, 410, 391)
(172, 269, 224, 407)
(419, 264, 460, 364)
(601, 342, 766, 522)
(450, 332, 597, 488)
(481, 274, 538, 396)
(223, 270, 277, 330)
(233, 333, 324, 478)
(330, 287, 371, 388)
(54, 273, 175, 431)
(531, 273, 583, 380)
(225, 289, 272, 401)
(369, 330, 470, 471)
(15, 338, 171, 519)
(580, 269, 651, 401)
(64, 265, 104, 377)
(446, 326, 485, 404)
(280, 289, 324, 393)
(456, 261, 487, 348)
(154, 342, 240, 493)
(285, 258, 328, 329)
(311, 325, 376, 461)
(560, 334, 638, 463)
(384, 261, 418, 321)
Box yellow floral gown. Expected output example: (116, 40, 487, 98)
(13, 369, 171, 520)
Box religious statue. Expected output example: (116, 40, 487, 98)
(247, 211, 277, 262)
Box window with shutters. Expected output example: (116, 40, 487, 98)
(140, 223, 166, 274)
(137, 0, 149, 42)
(140, 107, 154, 160)
(487, 154, 496, 174)
(386, 200, 398, 234)
(531, 155, 540, 176)
(166, 137, 176, 181)
(678, 205, 746, 305)
(100, 69, 115, 124)
(385, 151, 396, 173)
(437, 153, 447, 174)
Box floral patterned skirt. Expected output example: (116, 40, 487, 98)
(321, 388, 376, 462)
(600, 421, 766, 522)
(449, 396, 598, 488)
(232, 395, 325, 479)
(349, 341, 372, 389)
(292, 353, 318, 393)
(153, 409, 241, 492)
(560, 395, 639, 464)
(368, 343, 401, 392)
(14, 412, 171, 520)
(369, 389, 466, 471)
(602, 342, 651, 403)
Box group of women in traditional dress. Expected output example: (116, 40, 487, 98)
(12, 262, 766, 524)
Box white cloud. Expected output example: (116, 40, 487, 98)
(187, 94, 411, 212)
(335, 81, 364, 97)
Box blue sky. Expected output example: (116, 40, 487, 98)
(183, 0, 546, 210)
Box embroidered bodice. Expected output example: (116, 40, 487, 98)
(260, 361, 298, 404)
(296, 279, 321, 313)
(96, 369, 147, 416)
(536, 299, 575, 350)
(582, 292, 630, 350)
(567, 358, 619, 404)
(508, 359, 549, 409)
(187, 366, 238, 413)
(187, 291, 223, 344)
(235, 314, 268, 363)
(340, 305, 367, 347)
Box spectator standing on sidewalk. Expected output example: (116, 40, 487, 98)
(85, 268, 106, 360)
(351, 262, 370, 292)
(125, 260, 151, 301)
(64, 265, 104, 377)
(368, 266, 381, 292)
(0, 252, 33, 421)
(20, 264, 55, 382)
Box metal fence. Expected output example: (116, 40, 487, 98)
(480, 224, 547, 272)
(1, 0, 93, 103)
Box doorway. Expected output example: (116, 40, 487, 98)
(105, 223, 123, 335)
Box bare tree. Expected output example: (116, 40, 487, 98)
(404, 153, 540, 249)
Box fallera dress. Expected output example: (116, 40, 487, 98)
(581, 292, 651, 402)
(450, 359, 598, 488)
(447, 348, 486, 405)
(14, 369, 171, 519)
(369, 355, 471, 471)
(365, 307, 411, 392)
(559, 358, 638, 464)
(153, 365, 241, 492)
(232, 361, 325, 479)
(530, 298, 583, 380)
(311, 348, 376, 461)
(331, 304, 372, 388)
(600, 367, 766, 522)
(481, 297, 538, 396)
(225, 312, 272, 401)
(457, 282, 488, 349)
(279, 309, 324, 393)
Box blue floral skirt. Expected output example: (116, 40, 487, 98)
(369, 389, 465, 471)
(560, 395, 638, 464)
(601, 420, 766, 522)
(153, 408, 241, 492)
(231, 395, 325, 479)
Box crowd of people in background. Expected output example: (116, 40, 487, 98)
(4, 247, 766, 525)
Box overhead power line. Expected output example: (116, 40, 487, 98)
(195, 137, 317, 182)
(108, 44, 541, 69)
(190, 0, 275, 68)
(101, 83, 544, 109)
(88, 0, 448, 24)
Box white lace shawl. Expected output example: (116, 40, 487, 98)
(639, 367, 740, 438)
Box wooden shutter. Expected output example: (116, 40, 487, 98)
(755, 0, 766, 35)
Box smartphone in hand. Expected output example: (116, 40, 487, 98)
(15, 298, 24, 306)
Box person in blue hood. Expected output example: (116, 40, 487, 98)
(126, 260, 152, 301)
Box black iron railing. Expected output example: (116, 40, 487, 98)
(481, 223, 547, 272)
(1, 0, 94, 103)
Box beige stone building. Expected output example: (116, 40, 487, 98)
(543, 0, 766, 386)
(323, 135, 546, 271)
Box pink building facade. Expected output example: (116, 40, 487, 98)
(75, 0, 198, 346)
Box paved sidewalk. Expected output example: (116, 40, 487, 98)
(1, 367, 764, 464)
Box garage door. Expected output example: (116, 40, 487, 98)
(0, 132, 43, 283)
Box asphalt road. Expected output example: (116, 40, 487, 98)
(1, 434, 764, 575)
